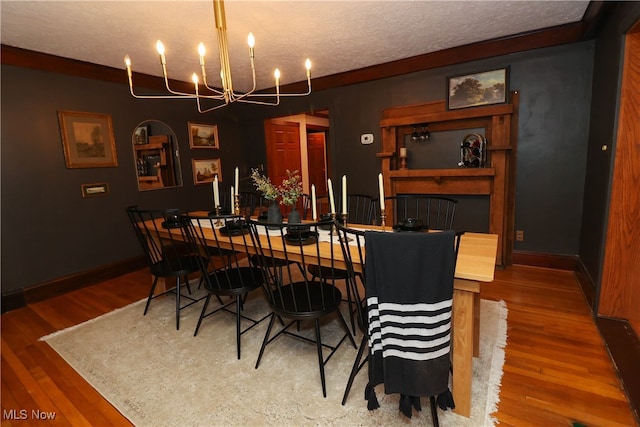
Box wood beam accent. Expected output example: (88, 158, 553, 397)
(1, 10, 606, 94)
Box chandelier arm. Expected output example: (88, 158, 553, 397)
(195, 95, 230, 113)
(236, 98, 281, 106)
(125, 0, 312, 113)
(244, 80, 311, 98)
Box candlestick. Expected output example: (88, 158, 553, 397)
(399, 148, 408, 170)
(380, 209, 386, 232)
(234, 193, 240, 216)
(327, 178, 336, 214)
(311, 184, 317, 221)
(214, 206, 223, 226)
(342, 175, 347, 215)
(340, 213, 353, 242)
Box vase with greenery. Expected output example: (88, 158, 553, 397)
(250, 169, 281, 223)
(278, 170, 303, 223)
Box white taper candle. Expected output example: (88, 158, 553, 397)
(378, 173, 385, 211)
(311, 184, 317, 221)
(213, 175, 220, 207)
(234, 167, 239, 196)
(342, 175, 347, 215)
(327, 179, 336, 214)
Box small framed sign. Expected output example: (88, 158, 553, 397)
(81, 182, 110, 198)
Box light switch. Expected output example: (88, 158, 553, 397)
(361, 134, 374, 144)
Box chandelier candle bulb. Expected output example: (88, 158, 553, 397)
(155, 40, 166, 64)
(342, 175, 347, 215)
(311, 184, 317, 221)
(327, 178, 336, 214)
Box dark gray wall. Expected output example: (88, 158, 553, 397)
(1, 67, 247, 292)
(1, 39, 595, 294)
(579, 2, 640, 309)
(235, 42, 595, 254)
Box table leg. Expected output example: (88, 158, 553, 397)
(474, 292, 481, 357)
(452, 287, 475, 417)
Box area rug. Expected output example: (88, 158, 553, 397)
(41, 290, 507, 426)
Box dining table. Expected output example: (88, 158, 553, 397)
(149, 212, 498, 417)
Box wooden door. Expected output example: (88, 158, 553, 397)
(264, 120, 302, 212)
(307, 132, 327, 195)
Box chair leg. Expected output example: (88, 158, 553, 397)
(144, 276, 160, 315)
(255, 313, 276, 369)
(313, 318, 327, 398)
(175, 277, 181, 330)
(193, 294, 211, 337)
(235, 295, 242, 360)
(429, 395, 439, 427)
(341, 333, 369, 405)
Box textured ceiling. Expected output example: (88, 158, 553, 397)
(1, 1, 589, 91)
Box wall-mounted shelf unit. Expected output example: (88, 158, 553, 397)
(134, 135, 175, 190)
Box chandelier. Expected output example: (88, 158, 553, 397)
(124, 0, 312, 112)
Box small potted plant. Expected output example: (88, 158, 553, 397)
(278, 170, 303, 223)
(250, 168, 281, 223)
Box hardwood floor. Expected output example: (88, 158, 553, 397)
(1, 266, 637, 426)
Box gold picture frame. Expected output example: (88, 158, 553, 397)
(81, 182, 110, 198)
(188, 122, 219, 149)
(447, 67, 509, 110)
(192, 158, 221, 185)
(58, 111, 118, 168)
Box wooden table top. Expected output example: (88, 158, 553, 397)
(177, 213, 498, 284)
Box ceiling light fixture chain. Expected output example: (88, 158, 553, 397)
(124, 0, 312, 112)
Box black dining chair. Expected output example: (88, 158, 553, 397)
(249, 219, 357, 397)
(334, 222, 368, 405)
(357, 229, 458, 425)
(341, 194, 376, 225)
(380, 195, 458, 230)
(306, 193, 374, 332)
(186, 214, 269, 359)
(126, 206, 207, 330)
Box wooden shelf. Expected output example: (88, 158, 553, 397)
(388, 168, 496, 178)
(378, 93, 519, 266)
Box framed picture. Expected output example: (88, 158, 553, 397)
(58, 111, 118, 168)
(188, 122, 219, 149)
(81, 182, 110, 198)
(133, 125, 148, 145)
(447, 67, 509, 110)
(192, 158, 221, 185)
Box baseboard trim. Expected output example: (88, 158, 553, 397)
(575, 257, 596, 311)
(511, 250, 578, 271)
(1, 256, 146, 314)
(596, 317, 640, 426)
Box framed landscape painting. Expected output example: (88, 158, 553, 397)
(447, 67, 509, 110)
(192, 158, 221, 185)
(188, 122, 219, 149)
(58, 111, 118, 168)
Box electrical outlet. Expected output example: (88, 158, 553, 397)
(515, 230, 524, 241)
